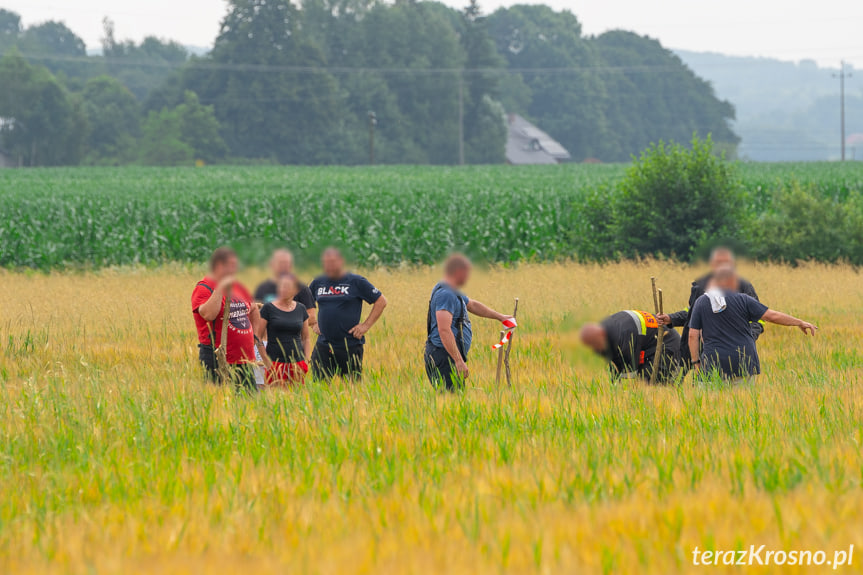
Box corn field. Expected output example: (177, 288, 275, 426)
(1, 163, 860, 269)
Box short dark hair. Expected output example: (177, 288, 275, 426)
(444, 253, 472, 276)
(322, 246, 343, 259)
(209, 246, 237, 271)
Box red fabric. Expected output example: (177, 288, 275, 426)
(191, 277, 255, 365)
(265, 361, 308, 387)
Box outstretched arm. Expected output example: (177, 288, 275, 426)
(761, 309, 818, 335)
(466, 299, 513, 323)
(657, 309, 688, 327)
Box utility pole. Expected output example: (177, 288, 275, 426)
(458, 73, 465, 166)
(833, 61, 852, 161)
(368, 111, 377, 165)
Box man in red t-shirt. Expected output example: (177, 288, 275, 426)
(191, 246, 260, 390)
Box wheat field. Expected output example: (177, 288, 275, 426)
(1, 261, 862, 574)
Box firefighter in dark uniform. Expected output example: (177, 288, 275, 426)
(657, 247, 763, 368)
(580, 310, 681, 384)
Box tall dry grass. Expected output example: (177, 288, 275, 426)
(1, 261, 861, 574)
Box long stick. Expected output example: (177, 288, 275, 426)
(495, 330, 505, 386)
(649, 287, 666, 385)
(216, 286, 232, 384)
(651, 277, 659, 314)
(503, 298, 520, 387)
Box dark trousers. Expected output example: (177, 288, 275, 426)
(311, 341, 364, 380)
(424, 342, 465, 392)
(198, 344, 258, 392)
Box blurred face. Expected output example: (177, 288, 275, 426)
(212, 256, 239, 281)
(322, 251, 345, 279)
(449, 264, 472, 289)
(709, 249, 735, 273)
(270, 251, 294, 278)
(579, 324, 607, 354)
(710, 267, 739, 291)
(277, 275, 299, 301)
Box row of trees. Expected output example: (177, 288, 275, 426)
(0, 1, 739, 166)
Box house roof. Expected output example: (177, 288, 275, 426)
(505, 114, 571, 165)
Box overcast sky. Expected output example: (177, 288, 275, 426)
(5, 0, 863, 67)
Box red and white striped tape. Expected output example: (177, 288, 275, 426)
(492, 330, 512, 350)
(502, 317, 518, 329)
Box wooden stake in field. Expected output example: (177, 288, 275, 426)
(649, 278, 666, 386)
(216, 285, 232, 384)
(496, 298, 519, 387)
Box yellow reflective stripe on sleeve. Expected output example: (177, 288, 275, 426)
(758, 319, 766, 325)
(637, 313, 647, 335)
(623, 310, 648, 335)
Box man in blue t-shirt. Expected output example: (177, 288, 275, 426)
(309, 248, 388, 380)
(425, 254, 515, 391)
(689, 266, 817, 382)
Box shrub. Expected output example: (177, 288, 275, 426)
(748, 183, 863, 265)
(611, 135, 743, 260)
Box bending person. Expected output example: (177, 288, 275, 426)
(688, 266, 817, 383)
(580, 310, 681, 384)
(255, 274, 312, 387)
(425, 254, 515, 391)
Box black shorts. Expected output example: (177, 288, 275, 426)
(424, 342, 466, 392)
(311, 341, 364, 380)
(198, 344, 257, 392)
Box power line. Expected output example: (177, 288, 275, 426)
(6, 51, 751, 76)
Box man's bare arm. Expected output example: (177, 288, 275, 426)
(688, 328, 702, 365)
(761, 309, 818, 335)
(198, 278, 233, 321)
(466, 299, 511, 322)
(349, 295, 388, 339)
(435, 310, 469, 380)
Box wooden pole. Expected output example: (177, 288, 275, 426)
(495, 330, 505, 386)
(503, 298, 519, 387)
(649, 286, 666, 385)
(651, 277, 659, 313)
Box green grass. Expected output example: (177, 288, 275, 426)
(1, 261, 861, 573)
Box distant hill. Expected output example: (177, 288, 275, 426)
(676, 50, 863, 161)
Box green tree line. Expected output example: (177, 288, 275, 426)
(0, 1, 739, 167)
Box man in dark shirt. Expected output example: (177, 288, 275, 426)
(658, 247, 763, 367)
(254, 249, 317, 329)
(689, 267, 817, 381)
(309, 247, 388, 381)
(580, 310, 681, 384)
(425, 254, 516, 391)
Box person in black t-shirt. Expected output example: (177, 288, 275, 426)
(254, 249, 317, 330)
(688, 266, 817, 382)
(657, 247, 762, 368)
(254, 274, 312, 387)
(309, 247, 388, 381)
